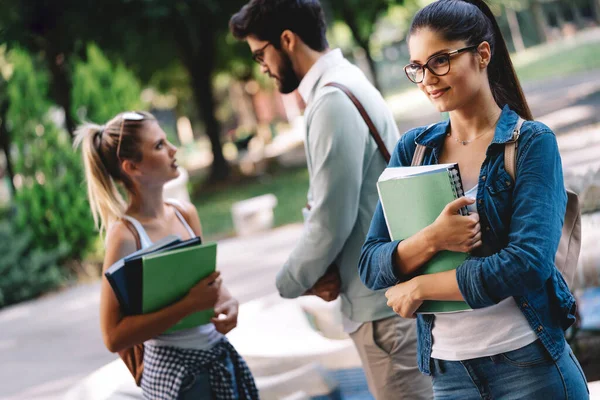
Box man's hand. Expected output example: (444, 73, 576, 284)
(304, 263, 341, 302)
(211, 297, 239, 335)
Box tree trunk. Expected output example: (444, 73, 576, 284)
(571, 2, 585, 28)
(0, 99, 16, 196)
(505, 6, 525, 52)
(342, 12, 381, 91)
(188, 60, 230, 182)
(594, 0, 600, 24)
(362, 44, 382, 92)
(530, 0, 549, 44)
(46, 50, 75, 138)
(171, 6, 230, 183)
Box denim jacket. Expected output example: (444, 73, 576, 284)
(358, 106, 576, 375)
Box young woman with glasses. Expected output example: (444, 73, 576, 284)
(74, 111, 258, 400)
(358, 0, 589, 398)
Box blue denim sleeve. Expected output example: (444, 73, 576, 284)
(456, 127, 568, 308)
(359, 135, 412, 290)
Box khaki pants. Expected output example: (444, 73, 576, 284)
(349, 314, 433, 400)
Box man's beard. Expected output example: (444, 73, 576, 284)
(276, 51, 300, 94)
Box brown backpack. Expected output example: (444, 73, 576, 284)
(116, 201, 194, 386)
(505, 118, 582, 289)
(411, 118, 582, 289)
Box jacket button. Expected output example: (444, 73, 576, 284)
(506, 181, 511, 186)
(522, 303, 528, 307)
(486, 226, 490, 231)
(478, 199, 483, 204)
(481, 175, 486, 181)
(537, 326, 543, 332)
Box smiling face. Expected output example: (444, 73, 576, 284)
(407, 28, 488, 113)
(247, 35, 300, 94)
(125, 121, 180, 187)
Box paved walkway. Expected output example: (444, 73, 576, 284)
(0, 225, 303, 400)
(1, 71, 600, 399)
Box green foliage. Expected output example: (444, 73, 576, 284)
(72, 43, 144, 124)
(0, 219, 69, 308)
(6, 48, 95, 259)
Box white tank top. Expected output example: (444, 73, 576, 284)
(430, 185, 538, 361)
(123, 199, 223, 350)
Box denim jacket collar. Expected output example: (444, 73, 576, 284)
(414, 105, 520, 150)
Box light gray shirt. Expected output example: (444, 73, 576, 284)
(275, 49, 400, 323)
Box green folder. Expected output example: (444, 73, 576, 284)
(142, 242, 217, 333)
(377, 164, 471, 314)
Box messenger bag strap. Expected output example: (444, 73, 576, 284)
(324, 82, 391, 163)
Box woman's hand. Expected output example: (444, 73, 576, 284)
(385, 278, 423, 319)
(211, 297, 239, 335)
(429, 196, 482, 253)
(184, 271, 222, 313)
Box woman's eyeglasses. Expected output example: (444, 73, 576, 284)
(404, 44, 480, 84)
(116, 111, 144, 161)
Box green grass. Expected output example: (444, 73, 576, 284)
(193, 167, 309, 240)
(513, 39, 600, 82)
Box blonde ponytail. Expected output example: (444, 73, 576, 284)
(73, 124, 127, 237)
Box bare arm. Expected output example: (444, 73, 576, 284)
(100, 222, 220, 353)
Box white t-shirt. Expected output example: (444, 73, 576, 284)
(430, 185, 538, 361)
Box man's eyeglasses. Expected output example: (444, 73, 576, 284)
(252, 42, 272, 65)
(404, 44, 480, 84)
(116, 111, 144, 161)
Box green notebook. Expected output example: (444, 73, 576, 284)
(377, 163, 471, 314)
(142, 242, 217, 333)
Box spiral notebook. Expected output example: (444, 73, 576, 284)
(377, 163, 471, 314)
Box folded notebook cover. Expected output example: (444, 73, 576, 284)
(105, 234, 182, 314)
(141, 241, 217, 333)
(126, 237, 203, 315)
(377, 163, 471, 314)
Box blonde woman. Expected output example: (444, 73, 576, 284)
(75, 111, 258, 400)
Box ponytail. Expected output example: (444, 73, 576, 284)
(463, 0, 532, 120)
(73, 124, 126, 237)
(410, 0, 533, 120)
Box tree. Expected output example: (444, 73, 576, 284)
(327, 0, 404, 90)
(6, 48, 96, 258)
(0, 46, 15, 196)
(0, 0, 98, 137)
(86, 0, 252, 182)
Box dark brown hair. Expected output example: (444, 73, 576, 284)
(410, 0, 533, 120)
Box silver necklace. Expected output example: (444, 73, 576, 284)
(447, 114, 501, 145)
(447, 127, 495, 146)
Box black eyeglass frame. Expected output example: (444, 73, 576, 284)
(252, 42, 273, 65)
(404, 44, 480, 84)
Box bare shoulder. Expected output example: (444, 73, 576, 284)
(103, 220, 139, 272)
(178, 200, 203, 236)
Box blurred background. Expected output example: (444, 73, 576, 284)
(1, 0, 600, 399)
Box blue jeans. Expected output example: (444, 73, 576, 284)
(177, 351, 238, 400)
(431, 340, 589, 399)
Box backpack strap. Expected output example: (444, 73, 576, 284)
(121, 218, 142, 251)
(324, 82, 391, 163)
(166, 199, 202, 239)
(504, 117, 525, 181)
(411, 144, 427, 166)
